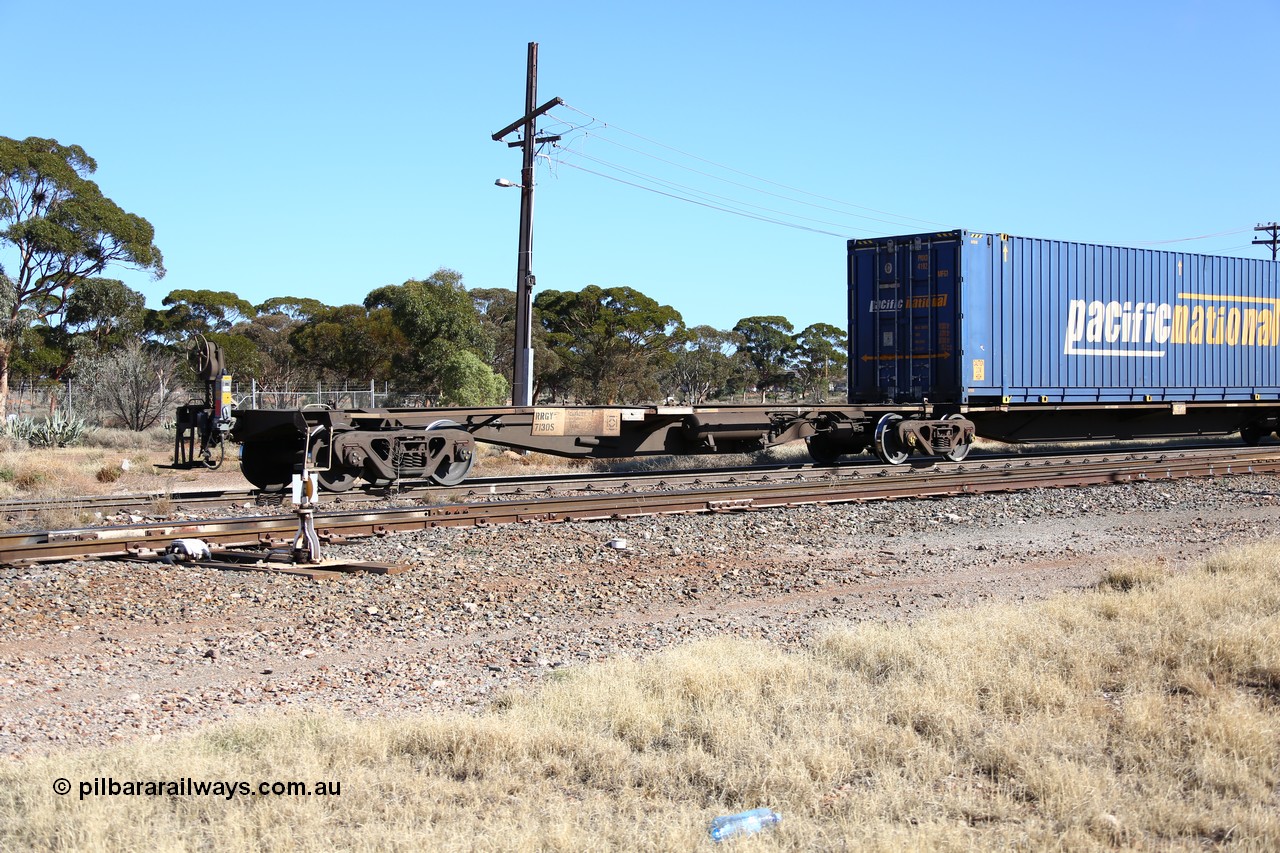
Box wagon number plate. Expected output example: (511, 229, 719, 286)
(532, 408, 622, 436)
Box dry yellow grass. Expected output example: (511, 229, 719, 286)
(0, 446, 175, 532)
(972, 434, 1243, 456)
(467, 441, 814, 481)
(0, 428, 209, 513)
(2, 541, 1277, 851)
(469, 445, 592, 478)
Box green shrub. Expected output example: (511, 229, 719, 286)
(1, 417, 35, 444)
(2, 414, 92, 448)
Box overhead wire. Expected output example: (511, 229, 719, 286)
(550, 118, 929, 231)
(536, 104, 1266, 255)
(551, 146, 896, 234)
(555, 103, 946, 228)
(1133, 227, 1250, 245)
(543, 156, 850, 237)
(539, 106, 934, 237)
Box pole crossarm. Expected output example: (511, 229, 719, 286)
(1254, 223, 1280, 262)
(491, 97, 565, 142)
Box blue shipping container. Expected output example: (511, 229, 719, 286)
(848, 231, 1280, 405)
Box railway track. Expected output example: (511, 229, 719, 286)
(0, 459, 844, 521)
(0, 440, 1249, 522)
(4, 445, 1278, 567)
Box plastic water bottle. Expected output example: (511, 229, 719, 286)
(708, 807, 781, 842)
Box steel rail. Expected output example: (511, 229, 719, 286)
(3, 447, 1278, 566)
(0, 440, 1246, 521)
(0, 460, 839, 519)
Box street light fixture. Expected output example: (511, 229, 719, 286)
(494, 178, 523, 188)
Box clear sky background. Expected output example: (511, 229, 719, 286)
(4, 0, 1277, 334)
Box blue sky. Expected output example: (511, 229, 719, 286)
(4, 0, 1277, 334)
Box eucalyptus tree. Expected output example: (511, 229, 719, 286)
(4, 278, 146, 392)
(664, 325, 742, 404)
(64, 278, 148, 353)
(0, 137, 164, 416)
(535, 285, 684, 404)
(212, 296, 333, 389)
(289, 304, 404, 386)
(254, 296, 328, 323)
(471, 287, 517, 385)
(792, 322, 848, 400)
(147, 289, 255, 342)
(364, 268, 500, 397)
(471, 286, 559, 401)
(732, 315, 796, 401)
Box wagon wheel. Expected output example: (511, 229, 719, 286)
(308, 436, 359, 492)
(941, 414, 973, 463)
(426, 419, 476, 487)
(239, 440, 302, 492)
(318, 467, 359, 492)
(873, 413, 909, 465)
(806, 434, 841, 466)
(1239, 422, 1267, 446)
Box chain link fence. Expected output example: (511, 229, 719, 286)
(6, 380, 439, 428)
(233, 381, 436, 411)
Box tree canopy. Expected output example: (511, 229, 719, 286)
(0, 136, 164, 415)
(64, 278, 147, 353)
(289, 304, 403, 385)
(0, 144, 847, 419)
(732, 315, 796, 401)
(364, 269, 497, 396)
(664, 325, 744, 404)
(536, 285, 684, 404)
(149, 289, 254, 341)
(792, 322, 848, 400)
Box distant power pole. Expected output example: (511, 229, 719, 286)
(1255, 222, 1280, 261)
(492, 43, 562, 407)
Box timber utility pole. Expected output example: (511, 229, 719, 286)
(492, 42, 562, 407)
(1254, 223, 1280, 261)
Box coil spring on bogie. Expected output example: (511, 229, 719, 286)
(392, 442, 429, 478)
(931, 424, 956, 453)
(399, 452, 429, 468)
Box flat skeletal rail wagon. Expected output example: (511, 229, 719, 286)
(172, 230, 1279, 491)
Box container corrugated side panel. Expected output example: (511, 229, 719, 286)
(968, 236, 1280, 403)
(958, 232, 996, 399)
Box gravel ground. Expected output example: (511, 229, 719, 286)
(1, 473, 1278, 758)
